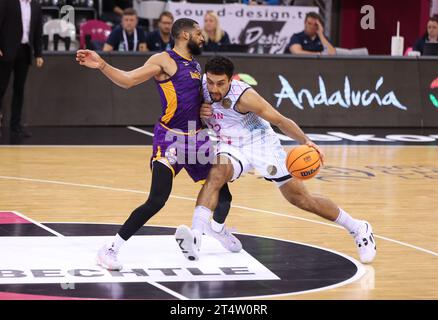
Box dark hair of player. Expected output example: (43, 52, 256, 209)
(205, 56, 234, 80)
(171, 18, 199, 39)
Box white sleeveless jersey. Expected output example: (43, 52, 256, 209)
(202, 75, 276, 148)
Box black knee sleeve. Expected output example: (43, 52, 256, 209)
(213, 183, 232, 224)
(118, 161, 173, 240)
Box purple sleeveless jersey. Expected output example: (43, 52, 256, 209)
(151, 50, 212, 182)
(156, 50, 203, 132)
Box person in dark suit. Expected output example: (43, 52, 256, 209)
(0, 0, 44, 137)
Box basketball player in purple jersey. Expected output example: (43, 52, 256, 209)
(76, 19, 237, 270)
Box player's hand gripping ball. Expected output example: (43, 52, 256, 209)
(286, 145, 321, 180)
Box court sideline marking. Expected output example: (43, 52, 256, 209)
(127, 126, 155, 137)
(0, 174, 437, 258)
(38, 221, 368, 300)
(12, 210, 65, 237)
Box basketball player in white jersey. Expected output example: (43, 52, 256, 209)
(175, 56, 376, 264)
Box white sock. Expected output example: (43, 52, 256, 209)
(108, 234, 125, 253)
(335, 208, 361, 235)
(211, 219, 224, 233)
(192, 205, 212, 233)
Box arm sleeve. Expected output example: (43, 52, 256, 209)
(413, 37, 423, 52)
(221, 32, 231, 45)
(285, 34, 300, 53)
(145, 32, 156, 51)
(106, 29, 120, 48)
(288, 34, 301, 46)
(138, 28, 147, 43)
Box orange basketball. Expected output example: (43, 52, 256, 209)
(286, 145, 321, 180)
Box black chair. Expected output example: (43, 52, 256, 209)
(84, 34, 104, 51)
(43, 33, 71, 51)
(54, 34, 72, 51)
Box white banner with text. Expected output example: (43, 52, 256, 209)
(166, 2, 318, 54)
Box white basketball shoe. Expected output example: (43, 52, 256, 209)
(353, 221, 377, 264)
(175, 225, 201, 261)
(204, 223, 242, 253)
(96, 245, 123, 271)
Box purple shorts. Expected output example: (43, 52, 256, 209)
(151, 123, 213, 182)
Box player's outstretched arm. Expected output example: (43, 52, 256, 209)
(76, 50, 163, 89)
(237, 88, 325, 163)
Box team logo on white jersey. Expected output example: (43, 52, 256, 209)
(267, 165, 277, 175)
(222, 98, 232, 109)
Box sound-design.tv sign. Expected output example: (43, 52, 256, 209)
(167, 2, 317, 54)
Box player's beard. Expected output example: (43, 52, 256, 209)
(188, 37, 203, 56)
(210, 92, 222, 102)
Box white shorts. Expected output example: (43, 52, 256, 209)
(216, 133, 292, 187)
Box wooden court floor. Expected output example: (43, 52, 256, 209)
(0, 145, 437, 299)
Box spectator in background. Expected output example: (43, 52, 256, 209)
(0, 0, 44, 138)
(146, 11, 175, 52)
(101, 0, 133, 27)
(202, 11, 230, 52)
(413, 16, 438, 55)
(286, 12, 336, 55)
(103, 9, 147, 52)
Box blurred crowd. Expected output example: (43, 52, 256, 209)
(1, 0, 436, 138)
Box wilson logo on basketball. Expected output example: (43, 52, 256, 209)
(286, 145, 321, 180)
(301, 166, 320, 177)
